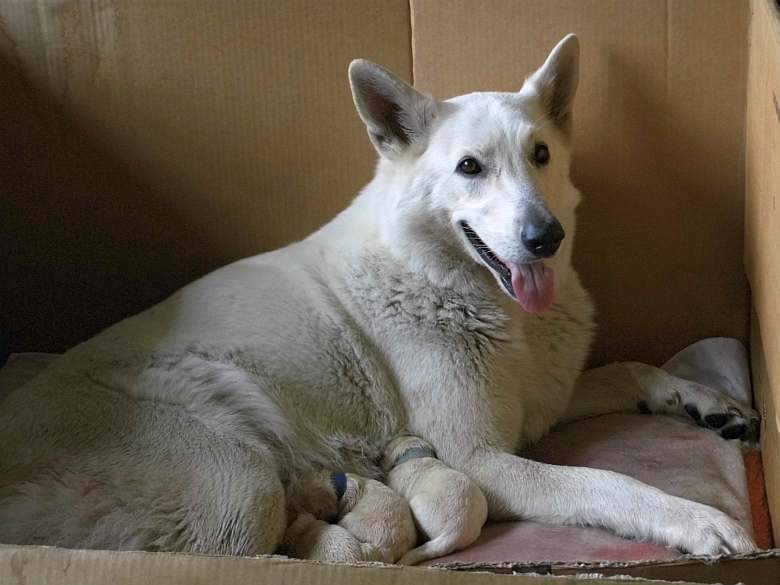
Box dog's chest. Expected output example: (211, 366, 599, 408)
(347, 260, 594, 448)
(498, 282, 596, 444)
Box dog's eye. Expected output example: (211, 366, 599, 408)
(457, 157, 482, 176)
(533, 143, 550, 166)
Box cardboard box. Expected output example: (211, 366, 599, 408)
(0, 546, 707, 585)
(1, 0, 778, 583)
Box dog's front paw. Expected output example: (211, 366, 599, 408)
(631, 363, 760, 442)
(665, 501, 756, 556)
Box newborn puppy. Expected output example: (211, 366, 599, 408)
(282, 512, 384, 563)
(382, 435, 488, 565)
(338, 472, 417, 563)
(283, 469, 416, 564)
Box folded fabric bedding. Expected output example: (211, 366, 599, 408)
(0, 339, 771, 563)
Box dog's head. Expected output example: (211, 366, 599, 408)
(349, 35, 581, 313)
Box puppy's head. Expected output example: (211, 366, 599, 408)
(381, 434, 436, 472)
(349, 35, 581, 313)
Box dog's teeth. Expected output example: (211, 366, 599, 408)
(461, 223, 512, 285)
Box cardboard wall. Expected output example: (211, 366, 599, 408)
(745, 0, 780, 543)
(412, 0, 749, 366)
(0, 1, 411, 352)
(0, 0, 752, 366)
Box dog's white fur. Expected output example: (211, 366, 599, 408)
(0, 35, 755, 556)
(382, 435, 488, 565)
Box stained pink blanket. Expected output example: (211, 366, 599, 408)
(429, 413, 751, 564)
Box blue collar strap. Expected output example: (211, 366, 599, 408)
(392, 445, 437, 468)
(331, 472, 347, 500)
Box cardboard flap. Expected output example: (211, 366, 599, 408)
(745, 0, 780, 545)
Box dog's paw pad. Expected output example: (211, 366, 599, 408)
(675, 382, 759, 442)
(720, 424, 748, 440)
(703, 413, 728, 428)
(638, 369, 760, 442)
(703, 408, 759, 442)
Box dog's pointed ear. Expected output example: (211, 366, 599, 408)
(520, 34, 579, 135)
(349, 59, 438, 158)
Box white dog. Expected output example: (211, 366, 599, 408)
(382, 435, 487, 565)
(0, 35, 757, 556)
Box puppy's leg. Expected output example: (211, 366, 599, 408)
(563, 362, 758, 441)
(397, 532, 460, 565)
(456, 450, 755, 556)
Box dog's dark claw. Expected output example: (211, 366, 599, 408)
(720, 424, 747, 440)
(704, 413, 728, 428)
(684, 403, 704, 426)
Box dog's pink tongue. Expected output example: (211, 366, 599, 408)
(511, 263, 555, 313)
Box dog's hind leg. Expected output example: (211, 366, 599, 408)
(0, 391, 287, 554)
(562, 362, 758, 441)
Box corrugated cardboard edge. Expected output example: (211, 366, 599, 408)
(435, 550, 780, 584)
(745, 0, 780, 546)
(0, 545, 703, 585)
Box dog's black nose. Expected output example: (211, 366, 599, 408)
(521, 218, 565, 258)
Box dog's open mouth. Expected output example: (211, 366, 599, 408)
(460, 222, 514, 297)
(460, 221, 555, 313)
